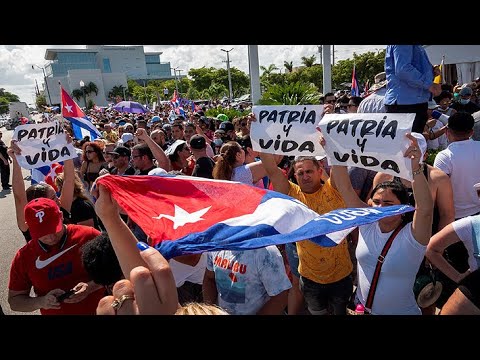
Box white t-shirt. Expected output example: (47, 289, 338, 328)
(207, 246, 291, 315)
(169, 253, 207, 287)
(434, 139, 480, 218)
(451, 215, 480, 270)
(427, 119, 448, 151)
(356, 221, 426, 315)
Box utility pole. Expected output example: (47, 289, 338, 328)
(317, 45, 323, 65)
(176, 69, 183, 95)
(332, 45, 335, 66)
(143, 80, 148, 107)
(248, 45, 261, 105)
(323, 45, 332, 94)
(32, 64, 52, 105)
(172, 67, 179, 94)
(221, 48, 234, 102)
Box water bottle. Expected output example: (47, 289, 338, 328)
(355, 303, 365, 315)
(431, 110, 449, 126)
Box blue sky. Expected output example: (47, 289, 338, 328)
(0, 45, 386, 105)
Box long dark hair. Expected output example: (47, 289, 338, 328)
(370, 180, 412, 223)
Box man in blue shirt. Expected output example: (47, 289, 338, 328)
(384, 45, 442, 133)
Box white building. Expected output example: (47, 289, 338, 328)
(42, 45, 175, 106)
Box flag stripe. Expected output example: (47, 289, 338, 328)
(97, 175, 414, 260)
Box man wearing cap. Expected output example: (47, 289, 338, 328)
(384, 45, 442, 133)
(450, 87, 480, 115)
(434, 112, 480, 220)
(189, 134, 215, 179)
(108, 146, 135, 176)
(219, 121, 237, 141)
(357, 72, 388, 114)
(8, 198, 104, 315)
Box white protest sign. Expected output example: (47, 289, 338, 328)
(13, 121, 76, 170)
(318, 113, 416, 181)
(251, 105, 326, 157)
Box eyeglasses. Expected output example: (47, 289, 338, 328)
(325, 100, 336, 104)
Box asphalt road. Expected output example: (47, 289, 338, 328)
(0, 126, 40, 315)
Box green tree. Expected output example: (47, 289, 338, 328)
(259, 82, 321, 105)
(108, 85, 126, 101)
(284, 61, 293, 73)
(35, 94, 47, 109)
(189, 67, 216, 91)
(0, 88, 20, 114)
(301, 55, 316, 67)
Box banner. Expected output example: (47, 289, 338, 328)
(251, 105, 326, 157)
(318, 113, 416, 180)
(13, 121, 76, 170)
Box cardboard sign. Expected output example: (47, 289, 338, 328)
(251, 105, 326, 157)
(13, 121, 76, 170)
(318, 113, 416, 180)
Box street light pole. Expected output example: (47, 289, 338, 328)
(317, 45, 323, 65)
(176, 69, 183, 95)
(32, 64, 52, 105)
(172, 67, 179, 94)
(80, 80, 87, 109)
(143, 80, 148, 107)
(221, 48, 234, 102)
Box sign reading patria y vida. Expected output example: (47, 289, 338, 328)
(318, 113, 416, 181)
(251, 105, 326, 157)
(13, 121, 76, 170)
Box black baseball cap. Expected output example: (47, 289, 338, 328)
(108, 146, 131, 158)
(219, 121, 234, 132)
(189, 134, 206, 150)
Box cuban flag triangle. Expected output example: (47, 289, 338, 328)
(96, 175, 414, 259)
(31, 162, 64, 192)
(61, 86, 102, 140)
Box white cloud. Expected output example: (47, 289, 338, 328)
(0, 45, 386, 105)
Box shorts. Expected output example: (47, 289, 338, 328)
(458, 269, 480, 309)
(285, 242, 300, 278)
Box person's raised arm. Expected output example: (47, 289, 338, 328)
(319, 133, 366, 208)
(407, 133, 434, 246)
(433, 169, 455, 231)
(8, 141, 28, 232)
(247, 154, 283, 185)
(93, 183, 148, 279)
(258, 152, 289, 194)
(58, 135, 75, 212)
(135, 128, 171, 171)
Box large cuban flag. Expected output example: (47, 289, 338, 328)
(96, 175, 414, 259)
(61, 86, 102, 140)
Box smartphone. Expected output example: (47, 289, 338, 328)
(57, 289, 75, 302)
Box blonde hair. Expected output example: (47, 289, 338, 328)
(175, 303, 229, 315)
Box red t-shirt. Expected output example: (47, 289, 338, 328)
(9, 225, 104, 315)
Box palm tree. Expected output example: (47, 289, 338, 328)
(86, 82, 98, 96)
(284, 61, 293, 73)
(301, 55, 316, 67)
(71, 89, 83, 102)
(108, 85, 126, 101)
(260, 64, 278, 77)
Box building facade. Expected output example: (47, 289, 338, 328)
(42, 45, 174, 106)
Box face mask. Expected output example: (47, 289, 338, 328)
(460, 99, 470, 105)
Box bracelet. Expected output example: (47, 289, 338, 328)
(412, 163, 424, 176)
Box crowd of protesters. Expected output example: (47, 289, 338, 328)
(2, 45, 480, 316)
